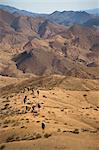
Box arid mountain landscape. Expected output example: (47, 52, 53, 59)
(0, 5, 99, 150)
(0, 6, 99, 78)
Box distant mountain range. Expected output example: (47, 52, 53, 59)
(46, 10, 93, 26)
(0, 5, 99, 15)
(85, 8, 99, 15)
(0, 5, 99, 26)
(0, 5, 45, 17)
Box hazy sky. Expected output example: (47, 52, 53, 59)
(0, 0, 98, 13)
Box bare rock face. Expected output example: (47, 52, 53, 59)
(38, 20, 67, 38)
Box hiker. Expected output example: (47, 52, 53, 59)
(37, 103, 41, 109)
(31, 105, 36, 112)
(37, 90, 39, 96)
(32, 89, 34, 95)
(23, 96, 27, 104)
(41, 121, 46, 132)
(26, 105, 31, 112)
(27, 87, 30, 91)
(26, 105, 28, 111)
(23, 89, 25, 93)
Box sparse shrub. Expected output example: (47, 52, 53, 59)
(90, 106, 93, 108)
(86, 107, 89, 109)
(72, 129, 79, 134)
(43, 95, 47, 98)
(33, 110, 38, 114)
(34, 113, 39, 117)
(2, 125, 8, 128)
(64, 123, 67, 125)
(46, 121, 49, 123)
(15, 136, 20, 141)
(1, 107, 6, 110)
(6, 134, 15, 142)
(86, 113, 89, 116)
(54, 121, 58, 124)
(26, 120, 29, 123)
(35, 133, 42, 139)
(63, 130, 67, 133)
(83, 94, 87, 97)
(90, 130, 97, 133)
(26, 101, 31, 105)
(42, 115, 45, 118)
(61, 109, 64, 112)
(97, 105, 99, 108)
(44, 133, 51, 138)
(2, 96, 6, 99)
(94, 108, 98, 111)
(36, 120, 40, 123)
(57, 128, 61, 132)
(12, 121, 20, 127)
(20, 126, 25, 128)
(81, 128, 89, 132)
(97, 127, 99, 131)
(0, 144, 5, 150)
(3, 119, 11, 124)
(33, 96, 36, 98)
(21, 110, 26, 114)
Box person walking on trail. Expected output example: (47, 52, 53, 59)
(26, 105, 28, 111)
(32, 89, 34, 95)
(32, 105, 35, 112)
(37, 103, 41, 109)
(37, 90, 39, 96)
(23, 96, 27, 104)
(27, 87, 30, 92)
(41, 120, 46, 133)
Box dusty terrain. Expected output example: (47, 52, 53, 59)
(0, 76, 99, 150)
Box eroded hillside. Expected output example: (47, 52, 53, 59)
(0, 9, 99, 78)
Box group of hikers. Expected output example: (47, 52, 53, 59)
(22, 88, 46, 132)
